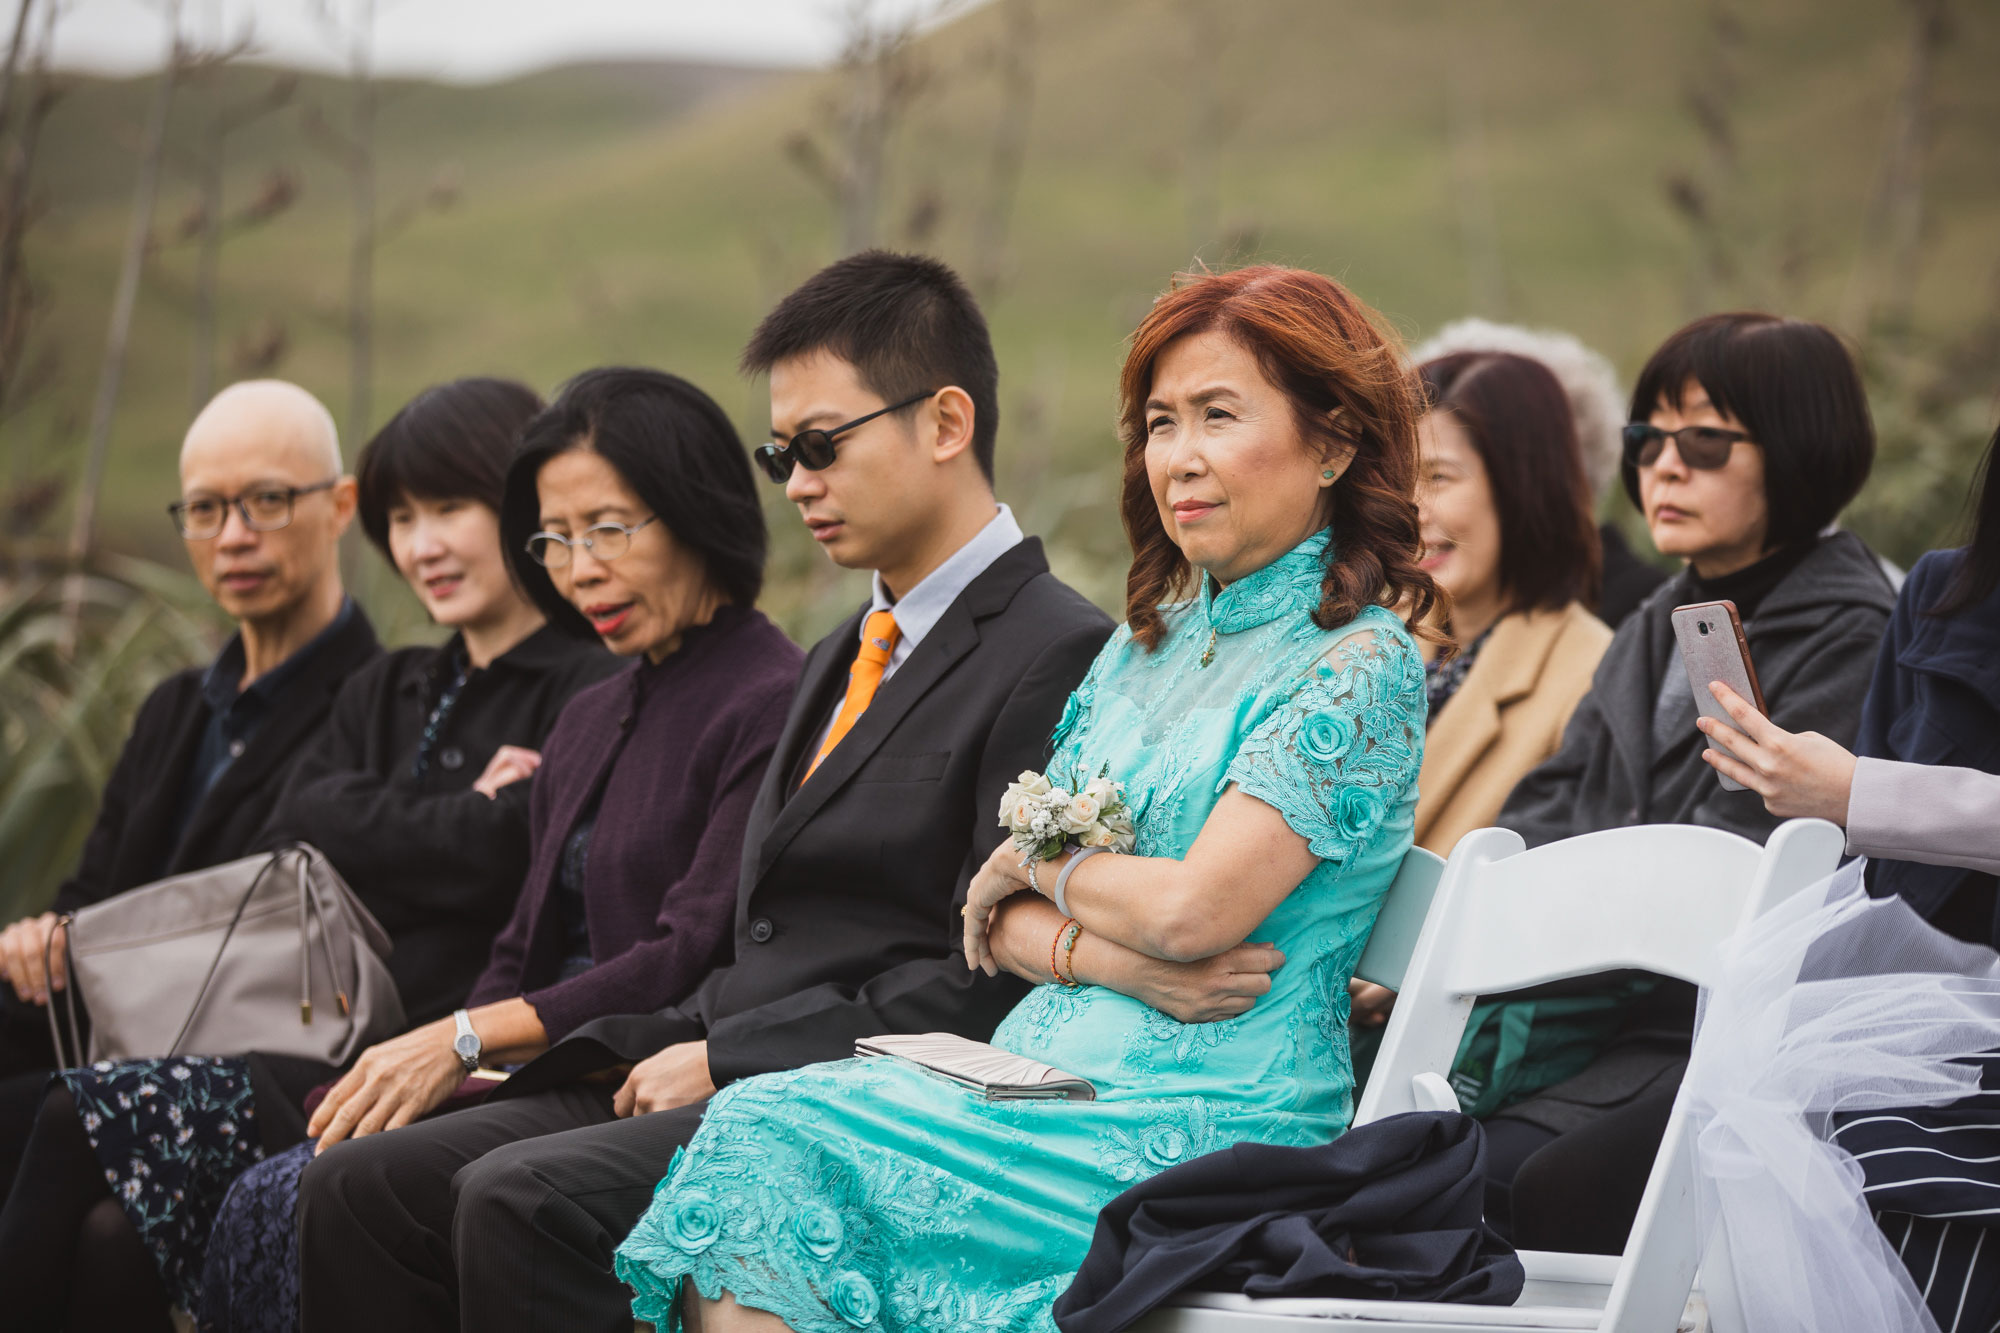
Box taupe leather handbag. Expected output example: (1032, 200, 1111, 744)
(45, 844, 405, 1067)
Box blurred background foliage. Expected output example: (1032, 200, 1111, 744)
(1, 0, 1997, 912)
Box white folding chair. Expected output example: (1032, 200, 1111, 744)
(1135, 818, 1847, 1333)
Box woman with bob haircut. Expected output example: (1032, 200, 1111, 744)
(0, 377, 620, 1332)
(1483, 312, 1896, 1254)
(614, 265, 1435, 1332)
(194, 367, 804, 1333)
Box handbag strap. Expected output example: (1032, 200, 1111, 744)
(43, 916, 83, 1069)
(165, 848, 292, 1058)
(296, 852, 351, 1020)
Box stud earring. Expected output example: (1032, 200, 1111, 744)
(1321, 470, 1336, 480)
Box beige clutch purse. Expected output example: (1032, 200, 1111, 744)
(856, 1031, 1096, 1101)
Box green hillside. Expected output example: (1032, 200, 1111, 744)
(8, 0, 2000, 643)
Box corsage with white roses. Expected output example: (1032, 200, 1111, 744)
(998, 765, 1136, 862)
(995, 766, 1135, 984)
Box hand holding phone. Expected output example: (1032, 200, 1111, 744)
(1669, 600, 1766, 792)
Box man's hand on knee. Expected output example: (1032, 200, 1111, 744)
(614, 1040, 715, 1118)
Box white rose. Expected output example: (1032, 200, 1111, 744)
(1084, 776, 1119, 808)
(1016, 771, 1053, 798)
(1009, 802, 1038, 834)
(998, 784, 1027, 825)
(1058, 793, 1102, 835)
(1079, 822, 1119, 849)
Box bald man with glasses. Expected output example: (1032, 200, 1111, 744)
(0, 380, 382, 1079)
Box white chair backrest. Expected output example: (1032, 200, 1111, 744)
(1356, 818, 1845, 1332)
(1354, 845, 1446, 992)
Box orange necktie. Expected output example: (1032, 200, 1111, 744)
(806, 609, 900, 779)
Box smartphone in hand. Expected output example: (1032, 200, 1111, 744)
(1670, 599, 1766, 792)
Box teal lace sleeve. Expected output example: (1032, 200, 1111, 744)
(1223, 624, 1425, 865)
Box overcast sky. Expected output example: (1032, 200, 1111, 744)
(29, 0, 958, 80)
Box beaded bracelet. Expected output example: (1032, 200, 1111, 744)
(1057, 920, 1084, 988)
(1050, 916, 1081, 987)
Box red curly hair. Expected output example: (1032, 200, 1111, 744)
(1118, 265, 1443, 651)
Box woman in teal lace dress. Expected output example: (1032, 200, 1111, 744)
(616, 266, 1445, 1333)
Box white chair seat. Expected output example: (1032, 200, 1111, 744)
(1136, 1254, 1705, 1332)
(1131, 821, 1845, 1333)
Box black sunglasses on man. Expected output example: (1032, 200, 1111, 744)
(754, 389, 938, 484)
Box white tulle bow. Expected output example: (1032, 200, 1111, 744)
(1683, 859, 2000, 1333)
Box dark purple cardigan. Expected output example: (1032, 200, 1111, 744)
(466, 604, 802, 1042)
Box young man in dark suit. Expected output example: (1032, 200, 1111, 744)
(0, 381, 380, 1078)
(297, 253, 1115, 1332)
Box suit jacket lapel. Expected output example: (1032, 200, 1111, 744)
(752, 614, 978, 884)
(748, 539, 1051, 888)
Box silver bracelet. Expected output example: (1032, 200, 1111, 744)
(1025, 856, 1042, 898)
(1052, 845, 1107, 917)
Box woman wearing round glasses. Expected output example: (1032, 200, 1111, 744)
(294, 366, 800, 1148)
(191, 368, 803, 1333)
(1478, 312, 1895, 1253)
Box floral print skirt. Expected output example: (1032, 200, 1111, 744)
(61, 1055, 264, 1312)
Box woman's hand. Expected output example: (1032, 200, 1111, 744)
(962, 839, 1038, 974)
(1349, 980, 1396, 1028)
(0, 912, 64, 1005)
(473, 746, 542, 799)
(309, 1018, 467, 1151)
(1697, 681, 1858, 824)
(1130, 943, 1287, 1023)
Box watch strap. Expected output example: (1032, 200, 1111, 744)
(452, 1008, 481, 1073)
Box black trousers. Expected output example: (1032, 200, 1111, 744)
(297, 1083, 709, 1333)
(1495, 1082, 1680, 1256)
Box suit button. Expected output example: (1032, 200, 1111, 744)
(440, 747, 465, 771)
(749, 918, 774, 943)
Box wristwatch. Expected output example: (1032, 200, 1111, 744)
(452, 1009, 482, 1074)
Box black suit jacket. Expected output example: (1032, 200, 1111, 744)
(504, 537, 1113, 1094)
(49, 607, 383, 917)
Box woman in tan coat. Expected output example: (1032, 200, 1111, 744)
(1406, 351, 1612, 856)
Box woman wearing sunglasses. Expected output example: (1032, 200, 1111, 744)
(190, 367, 803, 1333)
(1476, 312, 1895, 1252)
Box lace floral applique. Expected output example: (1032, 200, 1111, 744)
(1097, 1096, 1224, 1183)
(1293, 941, 1363, 1079)
(1223, 622, 1424, 866)
(1000, 983, 1091, 1039)
(888, 1265, 1072, 1332)
(1124, 1004, 1242, 1069)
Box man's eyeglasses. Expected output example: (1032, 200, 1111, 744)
(524, 516, 658, 569)
(753, 389, 938, 484)
(168, 479, 338, 539)
(1622, 422, 1752, 471)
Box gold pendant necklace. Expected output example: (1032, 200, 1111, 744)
(1199, 627, 1216, 668)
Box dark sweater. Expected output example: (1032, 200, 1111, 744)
(467, 605, 804, 1044)
(1856, 548, 2000, 945)
(50, 608, 382, 918)
(1502, 530, 1896, 849)
(260, 624, 621, 1026)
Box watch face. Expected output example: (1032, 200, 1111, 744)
(455, 1035, 479, 1059)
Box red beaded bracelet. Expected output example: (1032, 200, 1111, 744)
(1050, 915, 1080, 985)
(1057, 920, 1083, 988)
